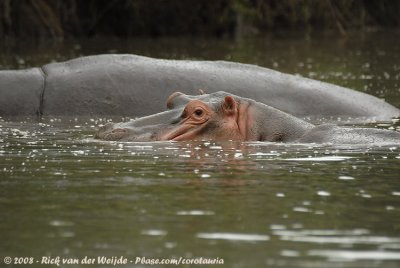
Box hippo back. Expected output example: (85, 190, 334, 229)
(1, 54, 399, 120)
(0, 68, 44, 116)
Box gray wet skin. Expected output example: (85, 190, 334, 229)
(95, 91, 400, 144)
(1, 54, 399, 119)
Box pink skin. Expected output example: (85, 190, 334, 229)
(161, 96, 250, 141)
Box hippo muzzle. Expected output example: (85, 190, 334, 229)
(95, 109, 183, 141)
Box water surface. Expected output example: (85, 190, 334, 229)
(1, 32, 400, 267)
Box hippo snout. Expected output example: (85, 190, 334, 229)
(95, 123, 127, 140)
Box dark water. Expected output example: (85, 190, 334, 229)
(1, 31, 400, 268)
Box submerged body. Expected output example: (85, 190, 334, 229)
(96, 91, 400, 144)
(0, 54, 399, 120)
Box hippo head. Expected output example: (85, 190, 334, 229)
(95, 91, 253, 142)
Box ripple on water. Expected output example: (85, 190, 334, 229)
(317, 191, 331, 196)
(273, 229, 400, 245)
(141, 229, 167, 236)
(284, 156, 353, 161)
(197, 232, 270, 242)
(308, 250, 400, 260)
(49, 219, 74, 227)
(176, 210, 215, 216)
(338, 175, 355, 180)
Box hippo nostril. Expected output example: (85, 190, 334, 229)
(96, 123, 113, 137)
(98, 122, 114, 132)
(111, 128, 127, 133)
(99, 127, 127, 140)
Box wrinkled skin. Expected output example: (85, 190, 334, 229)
(96, 91, 400, 144)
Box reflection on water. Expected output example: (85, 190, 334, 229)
(197, 233, 270, 241)
(308, 250, 400, 261)
(1, 117, 400, 267)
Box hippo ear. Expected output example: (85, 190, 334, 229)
(223, 96, 237, 115)
(166, 91, 188, 109)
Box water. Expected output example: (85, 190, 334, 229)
(1, 31, 400, 267)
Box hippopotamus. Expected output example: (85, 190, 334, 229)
(95, 91, 400, 144)
(0, 54, 399, 121)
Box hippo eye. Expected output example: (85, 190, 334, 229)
(194, 109, 204, 117)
